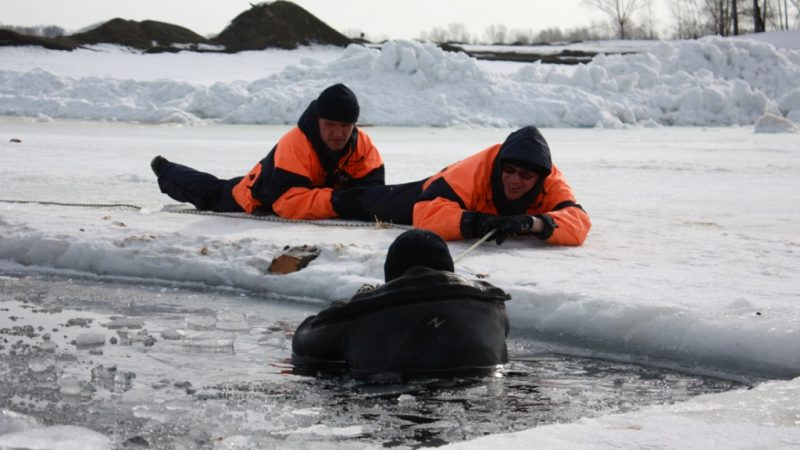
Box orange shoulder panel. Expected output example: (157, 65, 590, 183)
(413, 146, 500, 240)
(273, 127, 327, 186)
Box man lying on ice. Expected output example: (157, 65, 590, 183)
(150, 83, 386, 220)
(351, 126, 592, 246)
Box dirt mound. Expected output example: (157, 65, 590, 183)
(70, 18, 208, 50)
(212, 1, 351, 51)
(0, 29, 77, 50)
(3, 1, 351, 53)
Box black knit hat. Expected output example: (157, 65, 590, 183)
(498, 126, 552, 177)
(384, 229, 454, 282)
(315, 83, 360, 123)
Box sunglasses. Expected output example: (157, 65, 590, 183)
(501, 164, 537, 181)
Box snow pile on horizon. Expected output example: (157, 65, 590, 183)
(1, 36, 799, 128)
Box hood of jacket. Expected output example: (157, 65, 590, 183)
(490, 126, 553, 215)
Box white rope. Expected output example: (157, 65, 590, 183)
(453, 228, 496, 264)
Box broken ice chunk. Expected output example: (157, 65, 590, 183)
(102, 317, 145, 329)
(74, 333, 106, 348)
(160, 329, 185, 340)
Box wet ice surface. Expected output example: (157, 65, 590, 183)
(1, 271, 743, 449)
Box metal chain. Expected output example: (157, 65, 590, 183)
(0, 199, 411, 230)
(0, 199, 142, 209)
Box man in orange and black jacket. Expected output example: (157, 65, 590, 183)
(353, 126, 591, 246)
(412, 126, 590, 246)
(151, 84, 385, 220)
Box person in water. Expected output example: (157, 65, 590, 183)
(291, 229, 511, 374)
(353, 126, 591, 246)
(151, 83, 385, 220)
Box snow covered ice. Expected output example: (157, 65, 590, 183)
(2, 32, 800, 448)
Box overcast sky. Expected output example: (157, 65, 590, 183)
(2, 0, 660, 40)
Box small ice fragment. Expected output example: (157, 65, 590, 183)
(291, 407, 324, 417)
(74, 333, 106, 348)
(40, 341, 57, 351)
(182, 336, 234, 354)
(215, 313, 249, 331)
(103, 317, 144, 329)
(91, 365, 135, 392)
(28, 358, 52, 373)
(398, 394, 416, 403)
(59, 377, 83, 396)
(66, 318, 93, 327)
(160, 329, 185, 340)
(186, 316, 216, 330)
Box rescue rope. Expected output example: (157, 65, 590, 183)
(0, 199, 411, 230)
(453, 228, 496, 263)
(0, 199, 142, 210)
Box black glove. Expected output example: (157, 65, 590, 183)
(461, 212, 499, 239)
(331, 187, 371, 221)
(491, 215, 533, 245)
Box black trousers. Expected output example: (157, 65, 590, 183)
(356, 179, 426, 225)
(157, 162, 244, 212)
(157, 161, 425, 223)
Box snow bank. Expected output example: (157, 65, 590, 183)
(448, 377, 800, 449)
(1, 36, 799, 128)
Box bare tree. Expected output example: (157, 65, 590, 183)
(785, 0, 798, 28)
(484, 24, 508, 44)
(778, 0, 789, 30)
(754, 0, 767, 31)
(703, 0, 733, 35)
(418, 23, 473, 44)
(642, 0, 659, 38)
(508, 29, 536, 44)
(582, 0, 644, 38)
(447, 23, 472, 43)
(669, 0, 706, 38)
(419, 27, 449, 43)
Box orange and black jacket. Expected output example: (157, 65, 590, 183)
(413, 131, 590, 246)
(232, 102, 385, 219)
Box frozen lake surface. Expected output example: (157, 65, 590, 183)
(1, 117, 799, 448)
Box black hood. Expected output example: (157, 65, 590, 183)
(297, 100, 359, 186)
(384, 229, 454, 282)
(490, 126, 553, 215)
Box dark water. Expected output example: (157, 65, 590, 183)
(0, 271, 743, 449)
(203, 356, 739, 448)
